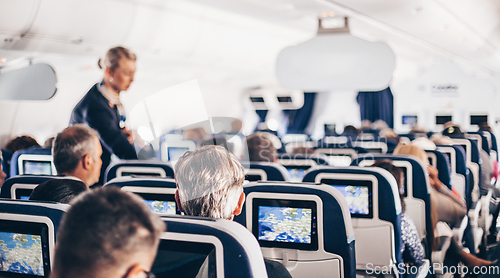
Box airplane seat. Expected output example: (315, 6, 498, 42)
(350, 155, 431, 247)
(1, 148, 13, 179)
(103, 176, 179, 215)
(314, 140, 370, 167)
(450, 139, 481, 206)
(0, 199, 69, 277)
(234, 181, 356, 278)
(437, 145, 485, 253)
(425, 149, 452, 189)
(0, 175, 57, 200)
(469, 132, 491, 156)
(104, 160, 175, 183)
(303, 166, 413, 278)
(157, 215, 268, 278)
(278, 154, 328, 182)
(278, 153, 329, 166)
(481, 130, 498, 162)
(352, 141, 388, 154)
(9, 147, 55, 177)
(243, 162, 290, 182)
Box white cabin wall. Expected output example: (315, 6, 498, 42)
(392, 62, 496, 133)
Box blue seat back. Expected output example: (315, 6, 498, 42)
(1, 149, 13, 179)
(469, 132, 491, 155)
(104, 177, 178, 215)
(243, 162, 289, 182)
(0, 199, 69, 276)
(159, 215, 268, 278)
(234, 181, 356, 278)
(303, 166, 403, 276)
(278, 153, 329, 165)
(0, 175, 57, 199)
(10, 148, 54, 177)
(425, 149, 452, 188)
(104, 160, 175, 183)
(350, 155, 432, 246)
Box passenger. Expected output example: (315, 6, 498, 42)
(29, 179, 88, 204)
(246, 132, 278, 163)
(52, 125, 103, 187)
(42, 137, 55, 149)
(70, 46, 138, 185)
(341, 125, 359, 141)
(201, 136, 232, 153)
(372, 159, 424, 266)
(372, 119, 389, 131)
(174, 145, 292, 278)
(379, 128, 400, 153)
(0, 150, 6, 189)
(409, 126, 428, 135)
(360, 120, 372, 132)
(442, 124, 500, 242)
(393, 144, 466, 225)
(429, 134, 454, 146)
(4, 135, 41, 153)
(290, 146, 315, 155)
(50, 187, 165, 278)
(183, 127, 208, 145)
(411, 137, 437, 151)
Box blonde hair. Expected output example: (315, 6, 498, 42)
(98, 46, 136, 71)
(393, 144, 428, 164)
(393, 143, 439, 250)
(174, 145, 245, 220)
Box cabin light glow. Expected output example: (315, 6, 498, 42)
(267, 119, 279, 131)
(138, 126, 155, 142)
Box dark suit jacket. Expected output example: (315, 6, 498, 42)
(70, 83, 138, 184)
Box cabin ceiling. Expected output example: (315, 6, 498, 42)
(184, 0, 500, 75)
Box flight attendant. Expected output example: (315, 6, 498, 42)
(70, 46, 138, 185)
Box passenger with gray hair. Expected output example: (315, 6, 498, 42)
(174, 145, 245, 220)
(53, 124, 102, 186)
(51, 186, 165, 278)
(174, 145, 292, 278)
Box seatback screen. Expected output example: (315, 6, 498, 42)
(322, 179, 373, 218)
(284, 165, 311, 182)
(402, 115, 418, 125)
(436, 115, 452, 125)
(152, 239, 216, 278)
(168, 147, 189, 161)
(23, 161, 52, 175)
(136, 193, 179, 215)
(252, 198, 318, 250)
(0, 220, 50, 277)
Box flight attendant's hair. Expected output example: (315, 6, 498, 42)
(98, 46, 136, 71)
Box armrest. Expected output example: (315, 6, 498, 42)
(453, 215, 469, 244)
(478, 189, 493, 234)
(468, 199, 482, 226)
(415, 259, 430, 278)
(431, 222, 453, 274)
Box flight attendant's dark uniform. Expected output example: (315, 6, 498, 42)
(70, 83, 138, 185)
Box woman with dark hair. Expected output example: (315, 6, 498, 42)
(70, 46, 138, 185)
(372, 159, 425, 266)
(30, 179, 89, 204)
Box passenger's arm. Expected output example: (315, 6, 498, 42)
(428, 165, 466, 208)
